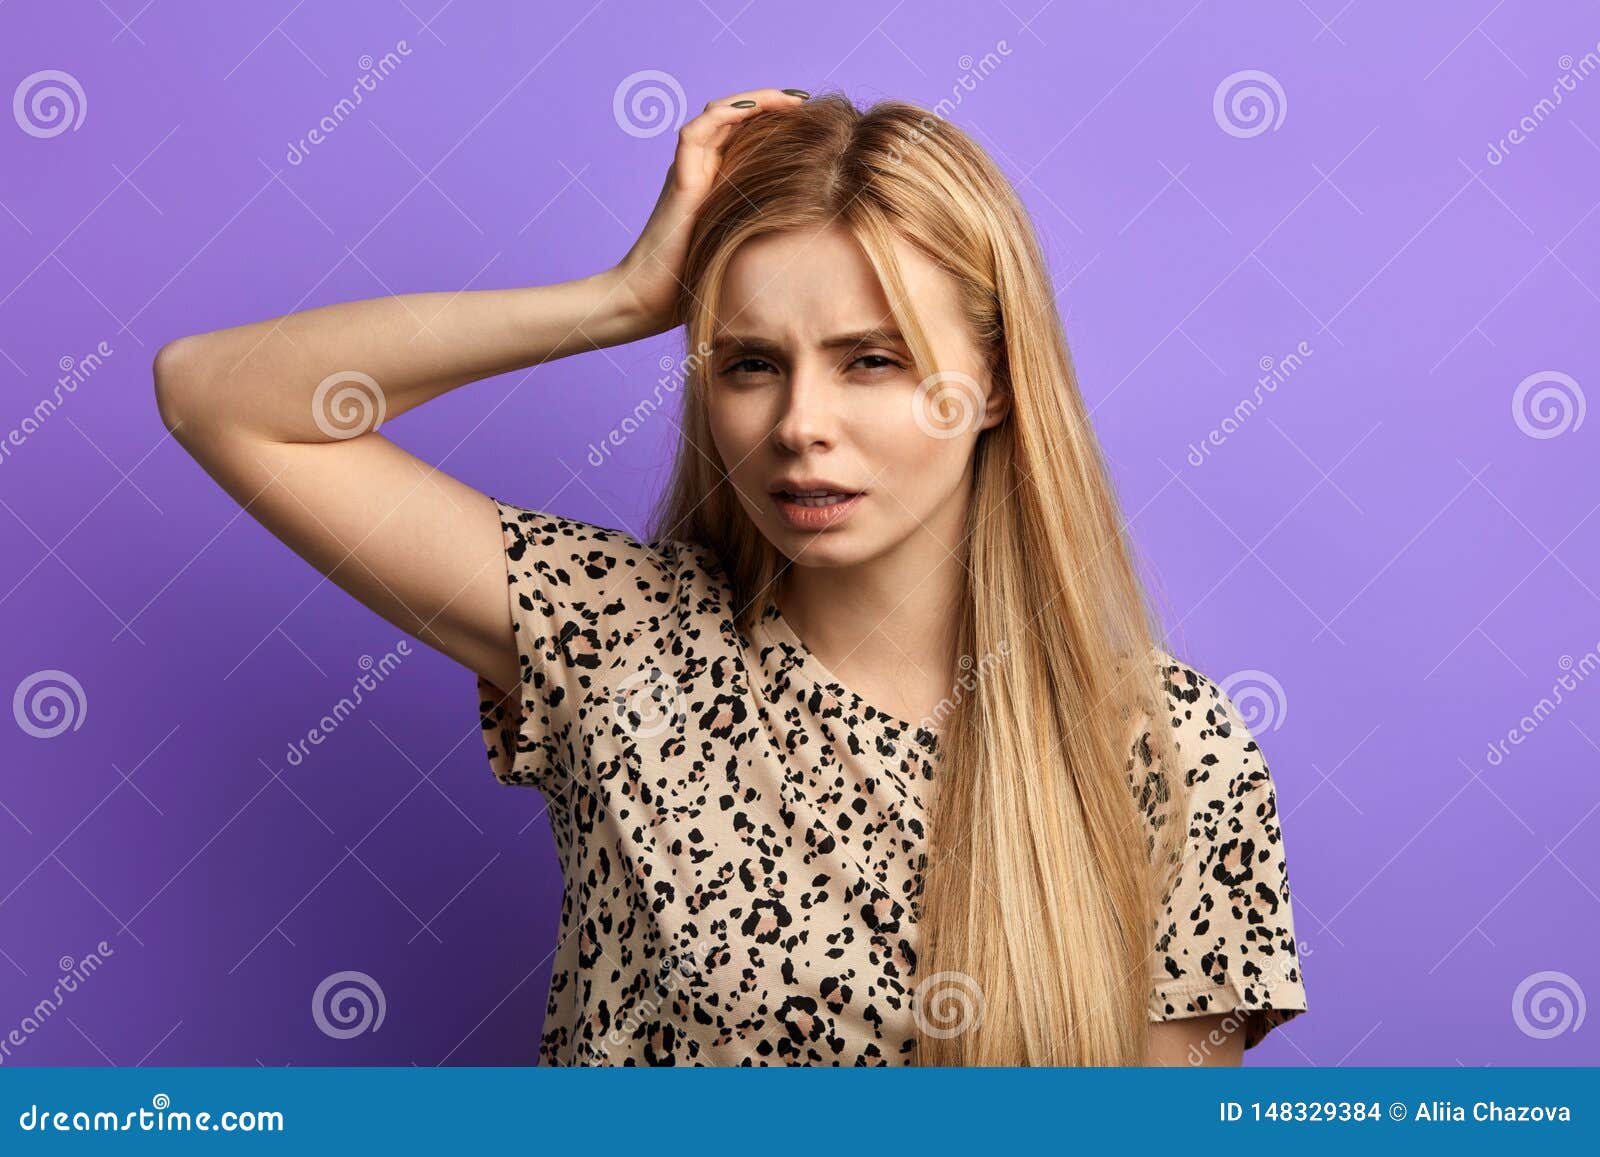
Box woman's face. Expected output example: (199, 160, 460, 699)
(705, 223, 1008, 572)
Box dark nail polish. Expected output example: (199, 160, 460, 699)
(782, 89, 810, 98)
(731, 99, 757, 108)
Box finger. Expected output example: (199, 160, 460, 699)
(672, 89, 807, 187)
(702, 87, 809, 113)
(681, 87, 806, 145)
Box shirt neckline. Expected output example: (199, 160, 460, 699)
(750, 596, 942, 754)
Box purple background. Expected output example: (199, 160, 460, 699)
(2, 0, 1597, 1067)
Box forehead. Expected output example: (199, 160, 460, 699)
(717, 223, 961, 343)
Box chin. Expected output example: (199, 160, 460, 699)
(766, 528, 867, 566)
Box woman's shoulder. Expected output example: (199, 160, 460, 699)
(1141, 646, 1274, 783)
(1126, 645, 1285, 854)
(475, 496, 733, 792)
(1139, 647, 1306, 1046)
(489, 495, 727, 612)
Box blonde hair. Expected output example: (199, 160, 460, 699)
(645, 93, 1186, 1065)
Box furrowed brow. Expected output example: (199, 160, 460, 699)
(818, 327, 907, 352)
(711, 328, 907, 357)
(711, 334, 785, 358)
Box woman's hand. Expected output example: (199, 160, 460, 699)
(608, 87, 809, 337)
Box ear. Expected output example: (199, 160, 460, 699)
(980, 365, 1011, 431)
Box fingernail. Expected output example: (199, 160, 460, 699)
(782, 89, 810, 99)
(731, 99, 757, 108)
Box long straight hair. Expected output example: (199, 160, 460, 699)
(644, 93, 1186, 1065)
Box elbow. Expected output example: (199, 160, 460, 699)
(152, 334, 210, 441)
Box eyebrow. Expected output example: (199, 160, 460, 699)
(711, 327, 908, 357)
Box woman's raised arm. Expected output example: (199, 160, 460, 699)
(149, 88, 802, 693)
(150, 273, 654, 695)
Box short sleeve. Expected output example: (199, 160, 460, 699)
(1141, 658, 1308, 1051)
(475, 495, 684, 794)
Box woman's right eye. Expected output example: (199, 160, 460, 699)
(723, 357, 774, 376)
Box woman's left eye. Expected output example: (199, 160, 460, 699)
(722, 354, 903, 378)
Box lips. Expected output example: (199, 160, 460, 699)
(770, 488, 865, 528)
(769, 479, 863, 498)
(780, 492, 855, 506)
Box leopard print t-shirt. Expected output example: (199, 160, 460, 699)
(475, 496, 1308, 1065)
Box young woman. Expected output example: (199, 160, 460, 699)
(153, 88, 1307, 1066)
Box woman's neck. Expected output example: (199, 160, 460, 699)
(776, 534, 967, 730)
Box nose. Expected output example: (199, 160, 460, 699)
(770, 363, 840, 453)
